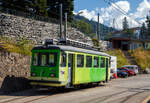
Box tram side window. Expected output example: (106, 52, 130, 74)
(77, 55, 84, 67)
(94, 57, 99, 67)
(60, 53, 67, 67)
(33, 53, 38, 66)
(48, 53, 57, 66)
(100, 57, 105, 68)
(86, 56, 92, 67)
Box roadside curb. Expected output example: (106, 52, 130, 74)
(142, 95, 150, 103)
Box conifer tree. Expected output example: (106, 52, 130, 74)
(1, 0, 74, 21)
(146, 13, 150, 37)
(140, 23, 147, 39)
(47, 0, 74, 21)
(122, 17, 129, 30)
(2, 0, 29, 11)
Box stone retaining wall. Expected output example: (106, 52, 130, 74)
(0, 51, 30, 78)
(0, 13, 92, 44)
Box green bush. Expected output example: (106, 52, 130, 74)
(106, 49, 130, 68)
(0, 36, 34, 56)
(129, 48, 150, 70)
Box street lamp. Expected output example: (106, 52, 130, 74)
(77, 11, 83, 15)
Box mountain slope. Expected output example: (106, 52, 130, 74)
(74, 15, 115, 39)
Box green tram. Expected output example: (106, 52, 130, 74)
(29, 40, 111, 88)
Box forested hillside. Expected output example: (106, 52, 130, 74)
(0, 0, 115, 39)
(1, 0, 74, 21)
(73, 15, 115, 38)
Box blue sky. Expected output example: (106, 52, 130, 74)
(74, 0, 150, 29)
(74, 0, 143, 13)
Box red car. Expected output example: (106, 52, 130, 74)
(119, 67, 135, 76)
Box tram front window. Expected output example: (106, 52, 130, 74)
(33, 53, 38, 66)
(33, 53, 57, 67)
(48, 53, 57, 67)
(41, 54, 47, 66)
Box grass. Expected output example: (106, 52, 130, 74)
(106, 49, 130, 68)
(129, 48, 150, 70)
(0, 36, 34, 56)
(2, 35, 149, 70)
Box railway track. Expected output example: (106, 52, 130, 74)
(0, 90, 51, 103)
(0, 89, 146, 103)
(80, 85, 150, 103)
(0, 75, 150, 103)
(0, 84, 107, 103)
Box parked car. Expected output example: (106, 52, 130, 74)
(121, 65, 139, 75)
(118, 67, 135, 76)
(117, 69, 128, 78)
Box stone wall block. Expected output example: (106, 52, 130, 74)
(0, 13, 92, 44)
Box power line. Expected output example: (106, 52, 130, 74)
(109, 0, 141, 25)
(104, 0, 141, 26)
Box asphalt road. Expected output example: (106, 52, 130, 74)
(0, 74, 150, 103)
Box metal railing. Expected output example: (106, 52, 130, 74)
(105, 33, 150, 41)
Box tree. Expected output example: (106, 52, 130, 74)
(146, 13, 150, 36)
(122, 17, 129, 31)
(47, 0, 74, 21)
(2, 0, 26, 12)
(2, 0, 33, 12)
(33, 0, 48, 16)
(92, 38, 99, 47)
(75, 20, 92, 35)
(2, 0, 74, 21)
(140, 23, 147, 39)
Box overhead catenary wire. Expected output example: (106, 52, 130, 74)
(104, 0, 142, 26)
(109, 0, 141, 25)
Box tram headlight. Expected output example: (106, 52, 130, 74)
(50, 73, 56, 77)
(31, 72, 36, 77)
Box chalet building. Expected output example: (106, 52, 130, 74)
(108, 27, 150, 50)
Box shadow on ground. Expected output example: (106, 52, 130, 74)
(0, 76, 105, 97)
(0, 75, 31, 94)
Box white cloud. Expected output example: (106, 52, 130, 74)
(76, 9, 103, 23)
(133, 0, 150, 19)
(75, 0, 150, 29)
(100, 0, 130, 29)
(76, 1, 131, 29)
(73, 11, 77, 15)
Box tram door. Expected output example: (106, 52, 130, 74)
(106, 58, 109, 82)
(67, 54, 74, 87)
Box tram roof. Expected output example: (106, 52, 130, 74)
(32, 45, 110, 57)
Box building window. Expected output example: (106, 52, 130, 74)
(86, 56, 92, 67)
(60, 53, 67, 67)
(94, 56, 99, 67)
(77, 55, 84, 67)
(100, 57, 105, 68)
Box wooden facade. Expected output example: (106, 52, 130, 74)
(108, 28, 150, 50)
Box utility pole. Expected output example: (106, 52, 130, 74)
(59, 4, 63, 39)
(113, 18, 115, 29)
(64, 12, 67, 40)
(95, 23, 97, 37)
(97, 13, 100, 40)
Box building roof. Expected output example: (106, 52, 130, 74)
(32, 45, 110, 57)
(112, 27, 140, 34)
